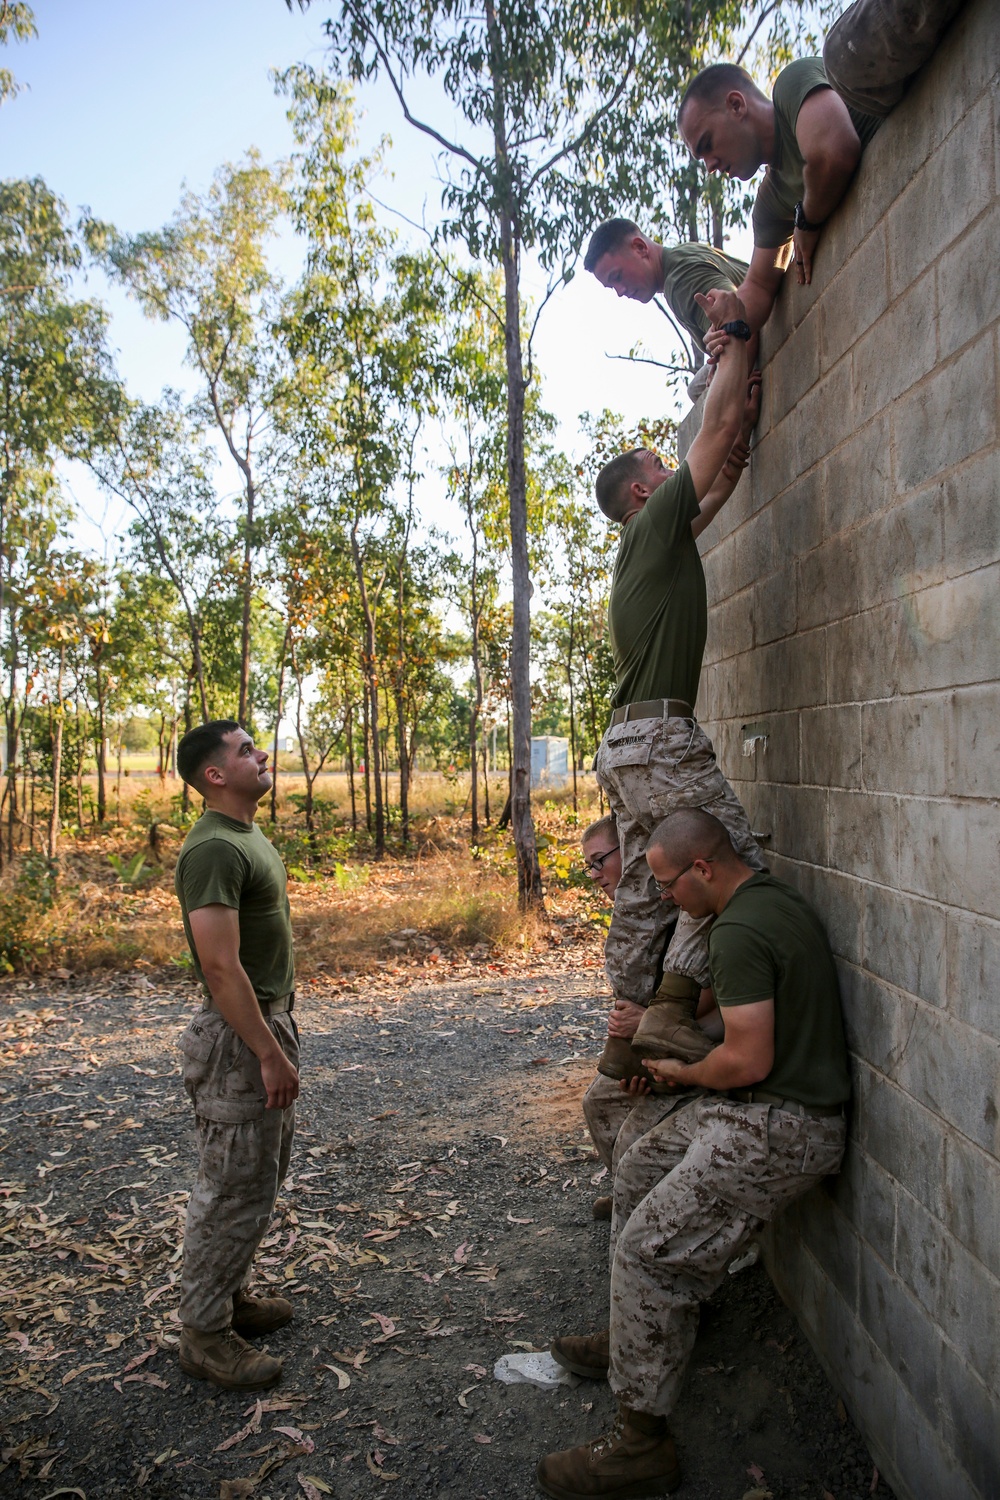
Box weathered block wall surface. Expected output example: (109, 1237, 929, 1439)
(684, 4, 1000, 1495)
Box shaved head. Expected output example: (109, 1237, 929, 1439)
(647, 808, 736, 868)
(582, 814, 617, 847)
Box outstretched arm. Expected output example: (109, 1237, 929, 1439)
(684, 288, 749, 502)
(691, 372, 761, 540)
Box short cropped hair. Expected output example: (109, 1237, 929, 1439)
(647, 808, 736, 867)
(679, 63, 764, 126)
(177, 719, 240, 788)
(582, 814, 617, 848)
(595, 448, 648, 523)
(584, 218, 642, 273)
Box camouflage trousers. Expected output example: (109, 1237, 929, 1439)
(582, 1074, 698, 1176)
(178, 1007, 298, 1333)
(823, 0, 965, 116)
(609, 1095, 846, 1415)
(595, 712, 764, 999)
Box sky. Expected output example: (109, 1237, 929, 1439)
(3, 0, 756, 556)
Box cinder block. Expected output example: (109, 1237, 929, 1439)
(830, 1143, 896, 1265)
(938, 1342, 1000, 1500)
(738, 709, 799, 785)
(753, 571, 797, 646)
(854, 481, 947, 613)
(937, 202, 1000, 362)
(893, 335, 997, 492)
(795, 358, 855, 477)
(783, 862, 862, 963)
(823, 413, 891, 532)
(857, 1068, 946, 1202)
(766, 782, 828, 865)
(829, 790, 898, 886)
(744, 629, 827, 715)
(795, 1183, 860, 1310)
(858, 1251, 940, 1420)
(886, 89, 995, 298)
(895, 562, 1000, 696)
(801, 704, 862, 788)
(892, 1001, 1000, 1155)
(945, 911, 1000, 1043)
(748, 424, 796, 509)
(861, 695, 948, 797)
(702, 512, 774, 603)
(853, 265, 938, 423)
(862, 884, 946, 1005)
(821, 225, 889, 373)
(936, 1229, 1000, 1395)
(837, 966, 910, 1076)
(895, 1372, 980, 1500)
(827, 602, 903, 705)
(946, 684, 1000, 799)
(945, 447, 1000, 577)
(769, 469, 825, 568)
(898, 794, 1000, 922)
(769, 306, 820, 425)
(894, 1187, 950, 1322)
(696, 659, 741, 724)
(703, 587, 753, 666)
(944, 1131, 1000, 1282)
(796, 532, 860, 629)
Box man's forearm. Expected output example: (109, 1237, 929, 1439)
(699, 335, 745, 448)
(657, 1041, 767, 1092)
(202, 966, 283, 1064)
(801, 151, 859, 226)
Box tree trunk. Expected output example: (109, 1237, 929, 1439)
(270, 624, 290, 824)
(237, 472, 255, 727)
(350, 521, 384, 855)
(486, 9, 542, 909)
(48, 645, 66, 861)
(566, 606, 578, 815)
(345, 690, 357, 832)
(94, 658, 107, 824)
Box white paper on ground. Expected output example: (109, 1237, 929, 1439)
(494, 1351, 581, 1389)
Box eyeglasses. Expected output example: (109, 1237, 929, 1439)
(583, 845, 619, 875)
(655, 857, 714, 895)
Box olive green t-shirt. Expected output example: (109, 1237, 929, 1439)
(607, 460, 705, 712)
(752, 57, 883, 249)
(709, 872, 851, 1109)
(175, 810, 295, 1003)
(661, 242, 749, 353)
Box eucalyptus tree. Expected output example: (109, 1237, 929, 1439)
(86, 155, 289, 726)
(0, 2, 36, 106)
(90, 400, 230, 723)
(275, 64, 447, 855)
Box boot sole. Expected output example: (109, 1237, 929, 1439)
(178, 1355, 282, 1390)
(536, 1461, 681, 1499)
(630, 1035, 714, 1064)
(232, 1311, 294, 1336)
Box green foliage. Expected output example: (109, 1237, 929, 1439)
(108, 851, 157, 887)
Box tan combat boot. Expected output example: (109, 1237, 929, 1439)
(536, 1403, 681, 1498)
(179, 1326, 282, 1390)
(233, 1290, 294, 1336)
(591, 1196, 613, 1221)
(596, 1036, 654, 1085)
(630, 973, 714, 1066)
(550, 1329, 610, 1380)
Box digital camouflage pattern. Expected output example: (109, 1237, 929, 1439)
(608, 1096, 846, 1415)
(178, 1007, 298, 1332)
(595, 713, 765, 999)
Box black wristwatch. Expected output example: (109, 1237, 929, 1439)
(793, 200, 825, 233)
(721, 319, 752, 341)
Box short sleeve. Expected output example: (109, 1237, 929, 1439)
(177, 839, 247, 913)
(709, 922, 777, 1006)
(752, 175, 793, 250)
(643, 462, 699, 546)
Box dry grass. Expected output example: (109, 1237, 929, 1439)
(0, 774, 609, 978)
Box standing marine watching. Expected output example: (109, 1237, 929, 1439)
(174, 720, 300, 1391)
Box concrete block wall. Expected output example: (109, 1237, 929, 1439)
(684, 4, 1000, 1495)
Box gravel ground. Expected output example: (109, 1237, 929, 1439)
(0, 960, 896, 1500)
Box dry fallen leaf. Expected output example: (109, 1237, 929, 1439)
(298, 1478, 332, 1498)
(365, 1452, 400, 1482)
(220, 1482, 256, 1499)
(216, 1397, 263, 1452)
(473, 1434, 492, 1444)
(319, 1363, 351, 1390)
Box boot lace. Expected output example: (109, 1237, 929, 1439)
(589, 1409, 626, 1460)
